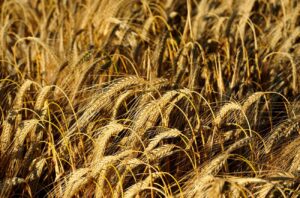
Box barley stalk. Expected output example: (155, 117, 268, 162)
(26, 158, 46, 182)
(145, 129, 181, 153)
(112, 90, 135, 120)
(241, 92, 265, 113)
(13, 80, 35, 110)
(126, 90, 180, 149)
(73, 76, 146, 130)
(265, 119, 299, 153)
(0, 177, 25, 188)
(34, 85, 52, 111)
(123, 172, 161, 198)
(92, 122, 124, 161)
(64, 150, 132, 198)
(213, 102, 242, 127)
(0, 110, 18, 153)
(13, 119, 40, 151)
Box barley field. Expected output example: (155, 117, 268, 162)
(1, 0, 300, 197)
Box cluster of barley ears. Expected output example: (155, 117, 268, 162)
(1, 0, 300, 197)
